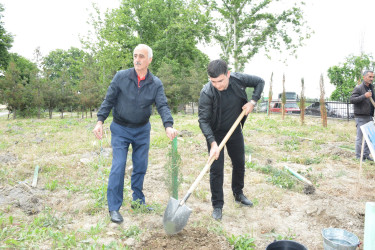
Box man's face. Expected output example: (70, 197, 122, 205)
(209, 71, 230, 91)
(133, 47, 152, 72)
(363, 72, 374, 86)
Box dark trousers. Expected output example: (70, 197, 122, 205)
(107, 121, 151, 211)
(208, 126, 245, 208)
(355, 117, 373, 158)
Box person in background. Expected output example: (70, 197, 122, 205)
(198, 59, 265, 220)
(350, 70, 375, 161)
(93, 44, 178, 223)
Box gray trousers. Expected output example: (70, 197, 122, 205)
(355, 116, 373, 158)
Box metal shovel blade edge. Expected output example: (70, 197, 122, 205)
(163, 197, 192, 235)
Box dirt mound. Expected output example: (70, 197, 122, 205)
(0, 184, 44, 215)
(135, 227, 231, 250)
(0, 153, 17, 164)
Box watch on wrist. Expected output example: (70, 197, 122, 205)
(250, 100, 257, 106)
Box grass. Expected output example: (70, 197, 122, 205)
(0, 112, 370, 249)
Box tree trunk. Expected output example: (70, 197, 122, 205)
(37, 107, 41, 119)
(12, 109, 16, 119)
(49, 109, 53, 119)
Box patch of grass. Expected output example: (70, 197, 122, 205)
(64, 181, 84, 193)
(45, 180, 58, 191)
(287, 156, 322, 165)
(246, 163, 301, 191)
(207, 221, 227, 236)
(265, 228, 296, 241)
(193, 188, 209, 202)
(281, 138, 300, 152)
(121, 225, 142, 239)
(227, 234, 256, 250)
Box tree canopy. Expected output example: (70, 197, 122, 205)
(204, 0, 312, 71)
(327, 54, 375, 100)
(83, 0, 212, 111)
(0, 3, 14, 71)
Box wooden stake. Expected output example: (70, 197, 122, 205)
(356, 137, 365, 193)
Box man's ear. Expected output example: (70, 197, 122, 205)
(227, 71, 231, 78)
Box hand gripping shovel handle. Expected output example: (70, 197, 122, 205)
(179, 109, 247, 206)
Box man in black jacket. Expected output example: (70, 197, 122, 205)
(198, 59, 264, 220)
(350, 70, 375, 161)
(93, 44, 178, 223)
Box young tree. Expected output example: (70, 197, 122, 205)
(300, 78, 305, 125)
(204, 0, 312, 71)
(319, 74, 327, 127)
(268, 72, 273, 117)
(0, 3, 14, 71)
(327, 54, 375, 100)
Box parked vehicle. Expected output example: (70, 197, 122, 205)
(304, 101, 354, 119)
(270, 102, 300, 114)
(257, 102, 269, 112)
(278, 92, 299, 101)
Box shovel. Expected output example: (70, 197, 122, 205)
(163, 109, 247, 235)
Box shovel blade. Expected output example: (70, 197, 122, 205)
(163, 197, 192, 235)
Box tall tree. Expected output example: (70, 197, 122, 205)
(83, 0, 211, 111)
(204, 0, 312, 71)
(0, 3, 14, 71)
(0, 54, 38, 118)
(43, 47, 88, 117)
(327, 54, 375, 100)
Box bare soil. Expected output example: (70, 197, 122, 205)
(0, 115, 374, 249)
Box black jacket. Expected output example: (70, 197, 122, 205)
(198, 72, 264, 144)
(97, 68, 173, 128)
(350, 82, 374, 117)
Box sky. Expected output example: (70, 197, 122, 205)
(2, 0, 375, 99)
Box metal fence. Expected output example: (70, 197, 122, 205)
(257, 99, 354, 120)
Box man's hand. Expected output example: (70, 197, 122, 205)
(210, 141, 220, 160)
(93, 121, 103, 139)
(165, 127, 178, 140)
(365, 91, 372, 98)
(242, 101, 256, 115)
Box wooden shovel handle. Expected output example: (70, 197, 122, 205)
(180, 109, 247, 205)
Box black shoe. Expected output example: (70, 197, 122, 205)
(109, 210, 123, 223)
(365, 155, 374, 161)
(212, 208, 222, 220)
(234, 193, 253, 207)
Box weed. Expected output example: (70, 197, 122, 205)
(227, 234, 256, 250)
(130, 200, 161, 214)
(193, 188, 209, 202)
(247, 164, 301, 191)
(282, 138, 300, 152)
(45, 180, 58, 191)
(207, 221, 227, 236)
(64, 181, 83, 193)
(121, 225, 141, 239)
(265, 228, 296, 241)
(288, 156, 322, 165)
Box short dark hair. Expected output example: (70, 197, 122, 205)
(363, 70, 374, 76)
(207, 59, 228, 78)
